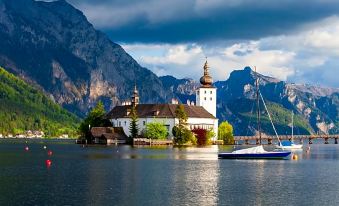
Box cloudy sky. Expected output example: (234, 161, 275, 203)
(65, 0, 339, 87)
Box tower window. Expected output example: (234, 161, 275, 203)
(210, 97, 212, 101)
(124, 121, 126, 126)
(204, 91, 207, 94)
(143, 121, 146, 126)
(210, 91, 212, 94)
(204, 97, 206, 100)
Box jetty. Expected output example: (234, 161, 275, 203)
(234, 134, 339, 145)
(133, 138, 173, 146)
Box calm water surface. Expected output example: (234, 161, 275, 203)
(1, 139, 339, 206)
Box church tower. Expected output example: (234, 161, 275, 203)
(196, 60, 217, 117)
(131, 84, 139, 106)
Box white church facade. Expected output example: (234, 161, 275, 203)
(106, 60, 219, 140)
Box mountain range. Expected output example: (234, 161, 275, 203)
(161, 67, 339, 135)
(0, 0, 338, 135)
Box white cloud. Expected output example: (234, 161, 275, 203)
(262, 16, 339, 56)
(122, 16, 339, 87)
(123, 42, 295, 81)
(123, 44, 206, 79)
(141, 44, 203, 65)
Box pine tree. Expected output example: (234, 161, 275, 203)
(173, 104, 196, 145)
(175, 104, 188, 127)
(129, 106, 139, 143)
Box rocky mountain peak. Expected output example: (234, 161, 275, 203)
(228, 67, 281, 86)
(0, 0, 173, 116)
(161, 67, 339, 135)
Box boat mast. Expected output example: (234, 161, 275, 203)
(291, 111, 294, 141)
(255, 66, 262, 144)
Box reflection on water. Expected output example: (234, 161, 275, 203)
(1, 139, 339, 205)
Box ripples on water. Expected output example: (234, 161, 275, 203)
(1, 139, 339, 205)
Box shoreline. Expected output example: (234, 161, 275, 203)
(0, 137, 77, 140)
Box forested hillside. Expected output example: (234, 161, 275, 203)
(0, 67, 80, 136)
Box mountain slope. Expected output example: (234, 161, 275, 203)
(0, 67, 80, 136)
(159, 75, 198, 104)
(161, 67, 339, 135)
(0, 0, 172, 117)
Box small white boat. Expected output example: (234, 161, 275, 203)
(275, 111, 303, 150)
(275, 141, 303, 150)
(218, 145, 291, 159)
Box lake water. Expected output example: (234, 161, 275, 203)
(1, 139, 339, 206)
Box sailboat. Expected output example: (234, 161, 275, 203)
(275, 111, 303, 150)
(218, 67, 291, 159)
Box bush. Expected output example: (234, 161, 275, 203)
(192, 128, 207, 145)
(192, 128, 214, 146)
(172, 126, 180, 137)
(218, 121, 234, 144)
(173, 128, 196, 145)
(144, 122, 168, 139)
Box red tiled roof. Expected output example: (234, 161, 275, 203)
(105, 104, 216, 119)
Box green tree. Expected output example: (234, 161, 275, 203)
(181, 128, 196, 145)
(144, 122, 168, 139)
(173, 104, 196, 145)
(79, 101, 109, 142)
(206, 129, 215, 145)
(218, 121, 234, 144)
(175, 104, 188, 127)
(129, 106, 139, 143)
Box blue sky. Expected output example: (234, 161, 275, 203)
(65, 0, 339, 87)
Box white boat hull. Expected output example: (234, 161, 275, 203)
(218, 145, 292, 159)
(275, 144, 303, 150)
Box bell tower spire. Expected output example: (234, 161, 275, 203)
(200, 58, 213, 87)
(131, 83, 139, 107)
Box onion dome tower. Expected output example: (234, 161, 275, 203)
(196, 59, 217, 117)
(200, 60, 213, 87)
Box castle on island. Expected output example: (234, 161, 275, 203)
(105, 60, 218, 140)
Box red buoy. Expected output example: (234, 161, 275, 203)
(47, 150, 53, 156)
(24, 146, 29, 151)
(45, 159, 52, 167)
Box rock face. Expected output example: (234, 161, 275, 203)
(159, 75, 199, 104)
(0, 0, 172, 116)
(161, 67, 339, 135)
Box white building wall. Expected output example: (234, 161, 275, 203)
(196, 87, 217, 117)
(111, 117, 218, 140)
(186, 117, 218, 141)
(111, 117, 176, 138)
